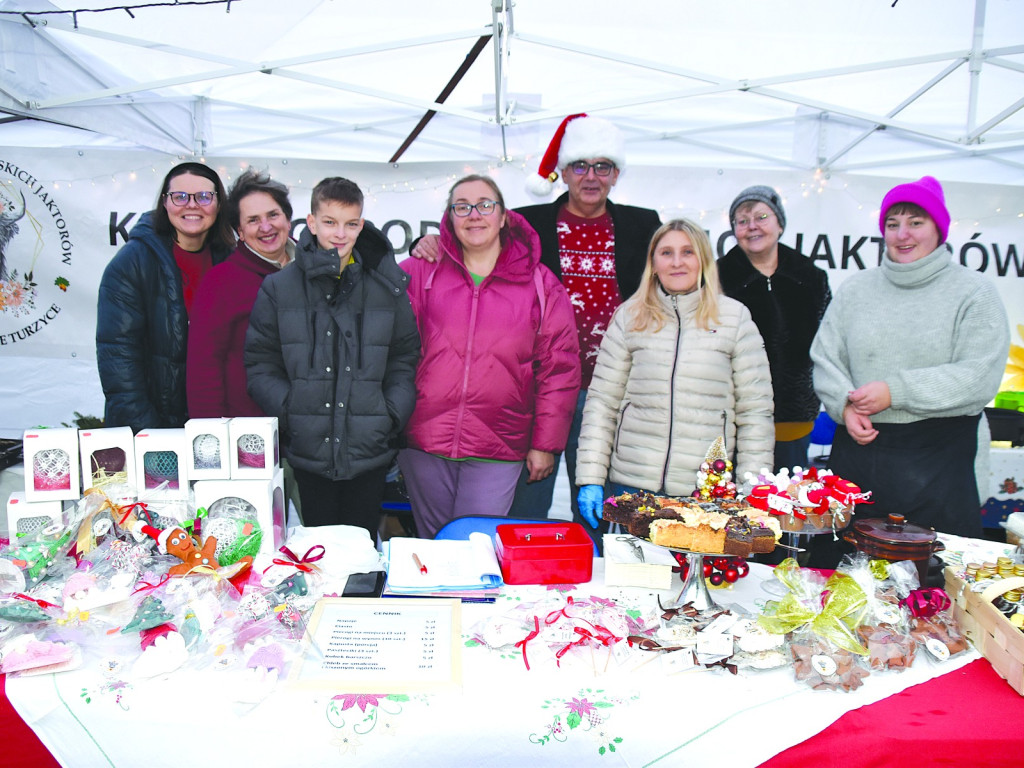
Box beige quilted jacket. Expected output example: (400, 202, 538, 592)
(576, 288, 774, 495)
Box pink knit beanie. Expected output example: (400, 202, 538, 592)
(878, 176, 950, 243)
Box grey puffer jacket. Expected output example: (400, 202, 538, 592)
(244, 223, 420, 480)
(576, 289, 774, 495)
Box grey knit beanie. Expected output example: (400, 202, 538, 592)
(729, 185, 786, 232)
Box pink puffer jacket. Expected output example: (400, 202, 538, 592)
(400, 210, 580, 460)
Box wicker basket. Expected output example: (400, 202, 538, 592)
(944, 567, 1024, 696)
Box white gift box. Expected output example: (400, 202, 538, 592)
(185, 418, 232, 480)
(79, 427, 136, 492)
(192, 466, 286, 557)
(6, 491, 67, 539)
(228, 417, 279, 479)
(134, 429, 189, 500)
(23, 428, 80, 503)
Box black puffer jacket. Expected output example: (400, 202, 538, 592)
(96, 211, 230, 432)
(718, 243, 831, 423)
(244, 222, 420, 480)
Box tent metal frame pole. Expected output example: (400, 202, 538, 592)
(823, 60, 965, 169)
(965, 0, 988, 141)
(30, 24, 493, 111)
(491, 0, 513, 160)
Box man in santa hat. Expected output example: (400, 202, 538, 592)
(412, 114, 661, 536)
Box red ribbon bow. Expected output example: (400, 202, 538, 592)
(11, 593, 59, 609)
(132, 573, 170, 594)
(515, 616, 541, 671)
(901, 588, 951, 618)
(117, 501, 151, 527)
(264, 544, 325, 574)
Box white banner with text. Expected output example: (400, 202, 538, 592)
(1, 149, 1021, 430)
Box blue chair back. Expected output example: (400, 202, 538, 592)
(810, 410, 837, 446)
(434, 515, 599, 556)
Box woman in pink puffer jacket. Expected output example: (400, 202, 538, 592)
(399, 174, 580, 537)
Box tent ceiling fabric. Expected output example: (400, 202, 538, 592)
(2, 0, 1023, 183)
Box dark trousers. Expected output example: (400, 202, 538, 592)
(774, 433, 812, 472)
(807, 414, 981, 569)
(509, 388, 588, 519)
(291, 465, 388, 540)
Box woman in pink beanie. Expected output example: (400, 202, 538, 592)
(810, 176, 1009, 566)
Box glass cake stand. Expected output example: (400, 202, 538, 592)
(666, 548, 725, 612)
(666, 537, 811, 609)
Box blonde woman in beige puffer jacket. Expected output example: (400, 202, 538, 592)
(576, 219, 773, 520)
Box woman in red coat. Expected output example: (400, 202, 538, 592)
(399, 174, 580, 537)
(187, 169, 294, 417)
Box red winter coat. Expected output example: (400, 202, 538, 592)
(400, 210, 580, 461)
(187, 242, 288, 418)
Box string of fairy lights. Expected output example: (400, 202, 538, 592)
(1, 0, 240, 29)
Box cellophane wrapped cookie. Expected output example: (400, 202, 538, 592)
(759, 558, 872, 686)
(0, 516, 76, 590)
(730, 616, 789, 670)
(0, 630, 82, 676)
(839, 554, 918, 672)
(905, 588, 968, 663)
(789, 629, 870, 691)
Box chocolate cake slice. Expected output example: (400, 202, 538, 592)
(602, 491, 659, 526)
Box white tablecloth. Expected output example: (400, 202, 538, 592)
(7, 562, 977, 767)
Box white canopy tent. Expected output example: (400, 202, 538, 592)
(1, 0, 1023, 431)
(1, 0, 1023, 183)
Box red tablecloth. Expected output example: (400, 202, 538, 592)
(761, 658, 1024, 767)
(1, 674, 59, 768)
(5, 658, 1023, 768)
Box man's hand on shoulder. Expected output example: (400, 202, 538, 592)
(411, 234, 440, 262)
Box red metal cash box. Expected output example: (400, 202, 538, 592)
(495, 523, 594, 585)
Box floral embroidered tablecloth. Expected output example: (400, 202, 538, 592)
(7, 562, 978, 767)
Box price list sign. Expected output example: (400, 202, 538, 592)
(289, 598, 462, 692)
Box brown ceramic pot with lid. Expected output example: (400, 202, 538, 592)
(843, 513, 945, 586)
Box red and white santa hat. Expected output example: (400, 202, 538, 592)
(133, 521, 175, 554)
(525, 113, 627, 197)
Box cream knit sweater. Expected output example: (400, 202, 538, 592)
(811, 245, 1009, 425)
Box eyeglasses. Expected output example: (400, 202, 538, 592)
(568, 161, 616, 177)
(449, 200, 501, 217)
(165, 190, 217, 207)
(733, 212, 772, 230)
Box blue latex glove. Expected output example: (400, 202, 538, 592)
(577, 485, 604, 528)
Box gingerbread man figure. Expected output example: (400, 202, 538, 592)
(134, 523, 221, 577)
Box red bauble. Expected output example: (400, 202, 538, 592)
(709, 571, 725, 586)
(713, 557, 729, 570)
(712, 459, 727, 473)
(736, 562, 750, 577)
(703, 562, 713, 577)
(724, 567, 739, 583)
